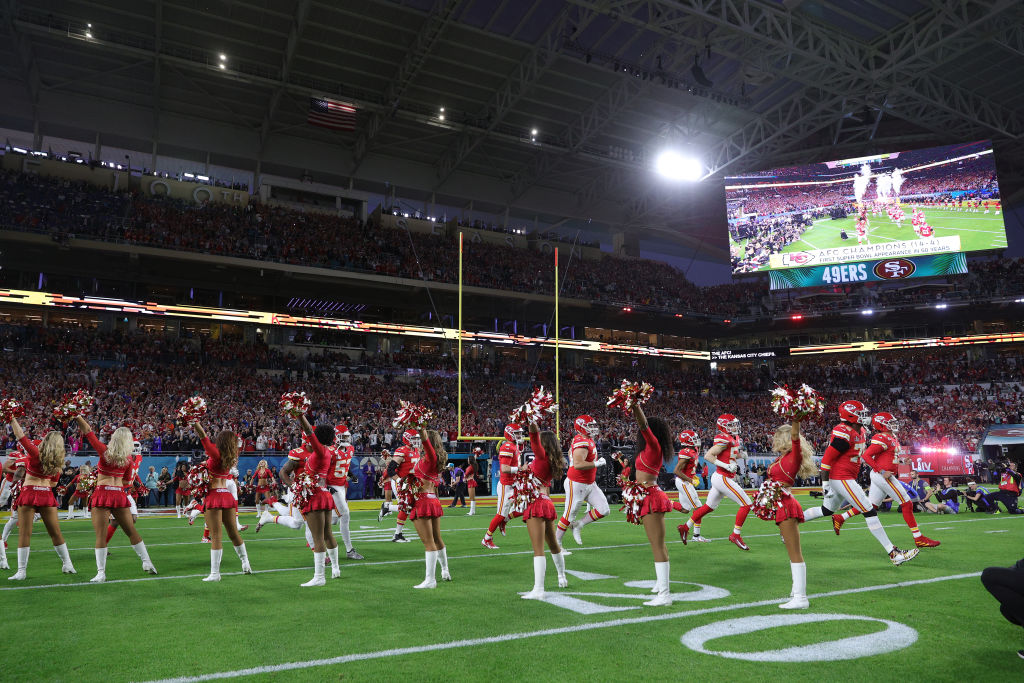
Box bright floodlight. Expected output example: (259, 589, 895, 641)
(655, 150, 702, 181)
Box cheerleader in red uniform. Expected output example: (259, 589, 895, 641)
(66, 464, 92, 520)
(520, 419, 568, 599)
(408, 425, 449, 588)
(191, 421, 252, 581)
(173, 463, 190, 518)
(465, 448, 481, 516)
(4, 418, 75, 580)
(74, 416, 155, 582)
(253, 459, 276, 516)
(282, 414, 339, 587)
(626, 402, 676, 607)
(765, 416, 817, 609)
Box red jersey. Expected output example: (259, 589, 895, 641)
(919, 224, 933, 237)
(497, 440, 521, 485)
(327, 444, 354, 487)
(566, 435, 597, 484)
(635, 427, 663, 476)
(863, 431, 900, 473)
(528, 431, 552, 486)
(394, 445, 420, 478)
(125, 453, 143, 490)
(712, 432, 741, 479)
(201, 438, 232, 478)
(821, 422, 866, 480)
(768, 437, 803, 485)
(4, 450, 30, 483)
(676, 448, 698, 479)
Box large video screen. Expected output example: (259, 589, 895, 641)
(726, 140, 1006, 274)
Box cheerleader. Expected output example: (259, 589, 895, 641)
(5, 418, 76, 579)
(66, 464, 92, 520)
(282, 414, 339, 587)
(626, 403, 676, 607)
(520, 420, 568, 599)
(376, 449, 394, 521)
(252, 459, 276, 516)
(409, 425, 449, 589)
(173, 462, 190, 518)
(191, 421, 252, 581)
(74, 416, 155, 582)
(765, 417, 817, 609)
(2, 444, 41, 560)
(465, 448, 481, 516)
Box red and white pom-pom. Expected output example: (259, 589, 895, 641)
(752, 480, 786, 521)
(77, 471, 98, 498)
(509, 469, 541, 516)
(392, 400, 434, 429)
(606, 379, 654, 414)
(511, 386, 560, 424)
(279, 391, 312, 418)
(395, 476, 423, 515)
(185, 465, 211, 501)
(617, 476, 654, 526)
(290, 470, 318, 509)
(52, 402, 75, 425)
(68, 389, 95, 416)
(0, 398, 25, 424)
(177, 396, 208, 425)
(771, 384, 825, 419)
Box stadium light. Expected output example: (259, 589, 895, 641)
(861, 309, 873, 315)
(655, 150, 702, 181)
(935, 303, 948, 309)
(790, 314, 803, 321)
(622, 307, 632, 312)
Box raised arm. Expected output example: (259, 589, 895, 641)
(10, 417, 25, 440)
(74, 415, 93, 435)
(631, 403, 649, 431)
(192, 421, 208, 441)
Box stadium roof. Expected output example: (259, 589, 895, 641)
(1, 0, 1022, 262)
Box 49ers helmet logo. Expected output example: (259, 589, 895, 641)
(873, 258, 916, 280)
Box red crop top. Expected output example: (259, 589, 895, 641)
(18, 436, 59, 483)
(768, 438, 803, 485)
(635, 427, 662, 476)
(528, 431, 552, 486)
(414, 437, 440, 485)
(303, 432, 331, 480)
(87, 432, 132, 479)
(201, 437, 233, 478)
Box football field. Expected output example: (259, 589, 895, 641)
(736, 205, 1008, 272)
(1, 495, 1021, 682)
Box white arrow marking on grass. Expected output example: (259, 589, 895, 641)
(564, 569, 617, 581)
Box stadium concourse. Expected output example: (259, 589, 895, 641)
(3, 0, 1024, 680)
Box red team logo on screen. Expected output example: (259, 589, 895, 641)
(874, 258, 916, 279)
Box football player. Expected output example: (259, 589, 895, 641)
(832, 412, 940, 548)
(803, 401, 919, 566)
(679, 414, 753, 550)
(482, 424, 524, 549)
(555, 415, 610, 547)
(384, 430, 421, 543)
(328, 425, 363, 560)
(672, 430, 710, 543)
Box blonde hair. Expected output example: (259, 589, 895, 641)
(105, 427, 134, 468)
(424, 430, 448, 474)
(257, 459, 268, 470)
(772, 424, 818, 479)
(80, 464, 92, 475)
(38, 432, 65, 477)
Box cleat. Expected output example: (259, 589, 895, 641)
(142, 562, 157, 575)
(728, 533, 749, 551)
(832, 514, 845, 535)
(915, 536, 940, 548)
(188, 515, 196, 527)
(391, 533, 410, 543)
(779, 596, 809, 610)
(89, 572, 106, 583)
(571, 521, 583, 546)
(241, 563, 254, 575)
(557, 575, 568, 588)
(694, 534, 711, 544)
(677, 524, 689, 545)
(521, 589, 545, 600)
(300, 576, 326, 587)
(441, 570, 452, 582)
(377, 502, 390, 522)
(331, 568, 341, 579)
(237, 524, 249, 533)
(643, 595, 672, 607)
(201, 536, 211, 544)
(889, 546, 920, 566)
(499, 520, 507, 537)
(413, 579, 436, 589)
(346, 549, 364, 560)
(481, 537, 499, 550)
(256, 510, 274, 533)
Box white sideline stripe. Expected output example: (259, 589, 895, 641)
(138, 571, 982, 683)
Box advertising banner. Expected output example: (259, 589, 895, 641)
(769, 252, 967, 290)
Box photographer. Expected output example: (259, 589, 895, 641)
(993, 461, 1023, 514)
(963, 480, 998, 513)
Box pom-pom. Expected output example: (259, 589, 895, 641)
(510, 386, 559, 424)
(392, 400, 434, 429)
(617, 476, 656, 525)
(290, 471, 318, 508)
(394, 475, 423, 515)
(0, 398, 25, 424)
(157, 480, 167, 492)
(56, 485, 68, 497)
(606, 380, 654, 414)
(771, 384, 825, 420)
(185, 465, 211, 501)
(177, 396, 208, 425)
(508, 469, 542, 516)
(51, 389, 95, 425)
(752, 480, 787, 521)
(76, 471, 98, 498)
(279, 391, 312, 418)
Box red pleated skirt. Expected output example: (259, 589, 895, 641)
(523, 494, 556, 521)
(205, 489, 237, 509)
(300, 487, 335, 515)
(410, 493, 444, 520)
(774, 492, 805, 525)
(639, 486, 674, 518)
(15, 486, 56, 508)
(91, 485, 129, 509)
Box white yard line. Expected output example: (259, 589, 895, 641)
(139, 571, 984, 683)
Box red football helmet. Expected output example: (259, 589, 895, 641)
(677, 430, 701, 450)
(871, 412, 899, 433)
(473, 447, 483, 455)
(839, 400, 870, 425)
(574, 415, 599, 438)
(402, 429, 421, 449)
(380, 449, 391, 458)
(716, 414, 740, 435)
(504, 423, 524, 444)
(335, 424, 352, 445)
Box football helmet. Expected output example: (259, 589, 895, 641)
(677, 430, 701, 450)
(839, 400, 871, 425)
(871, 412, 899, 433)
(716, 414, 740, 436)
(402, 429, 421, 449)
(380, 448, 391, 458)
(132, 440, 142, 457)
(504, 423, 524, 444)
(335, 424, 352, 445)
(473, 447, 483, 455)
(574, 415, 600, 438)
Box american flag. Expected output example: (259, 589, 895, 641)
(308, 97, 356, 131)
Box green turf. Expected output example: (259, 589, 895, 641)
(733, 204, 1008, 272)
(1, 497, 1021, 683)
